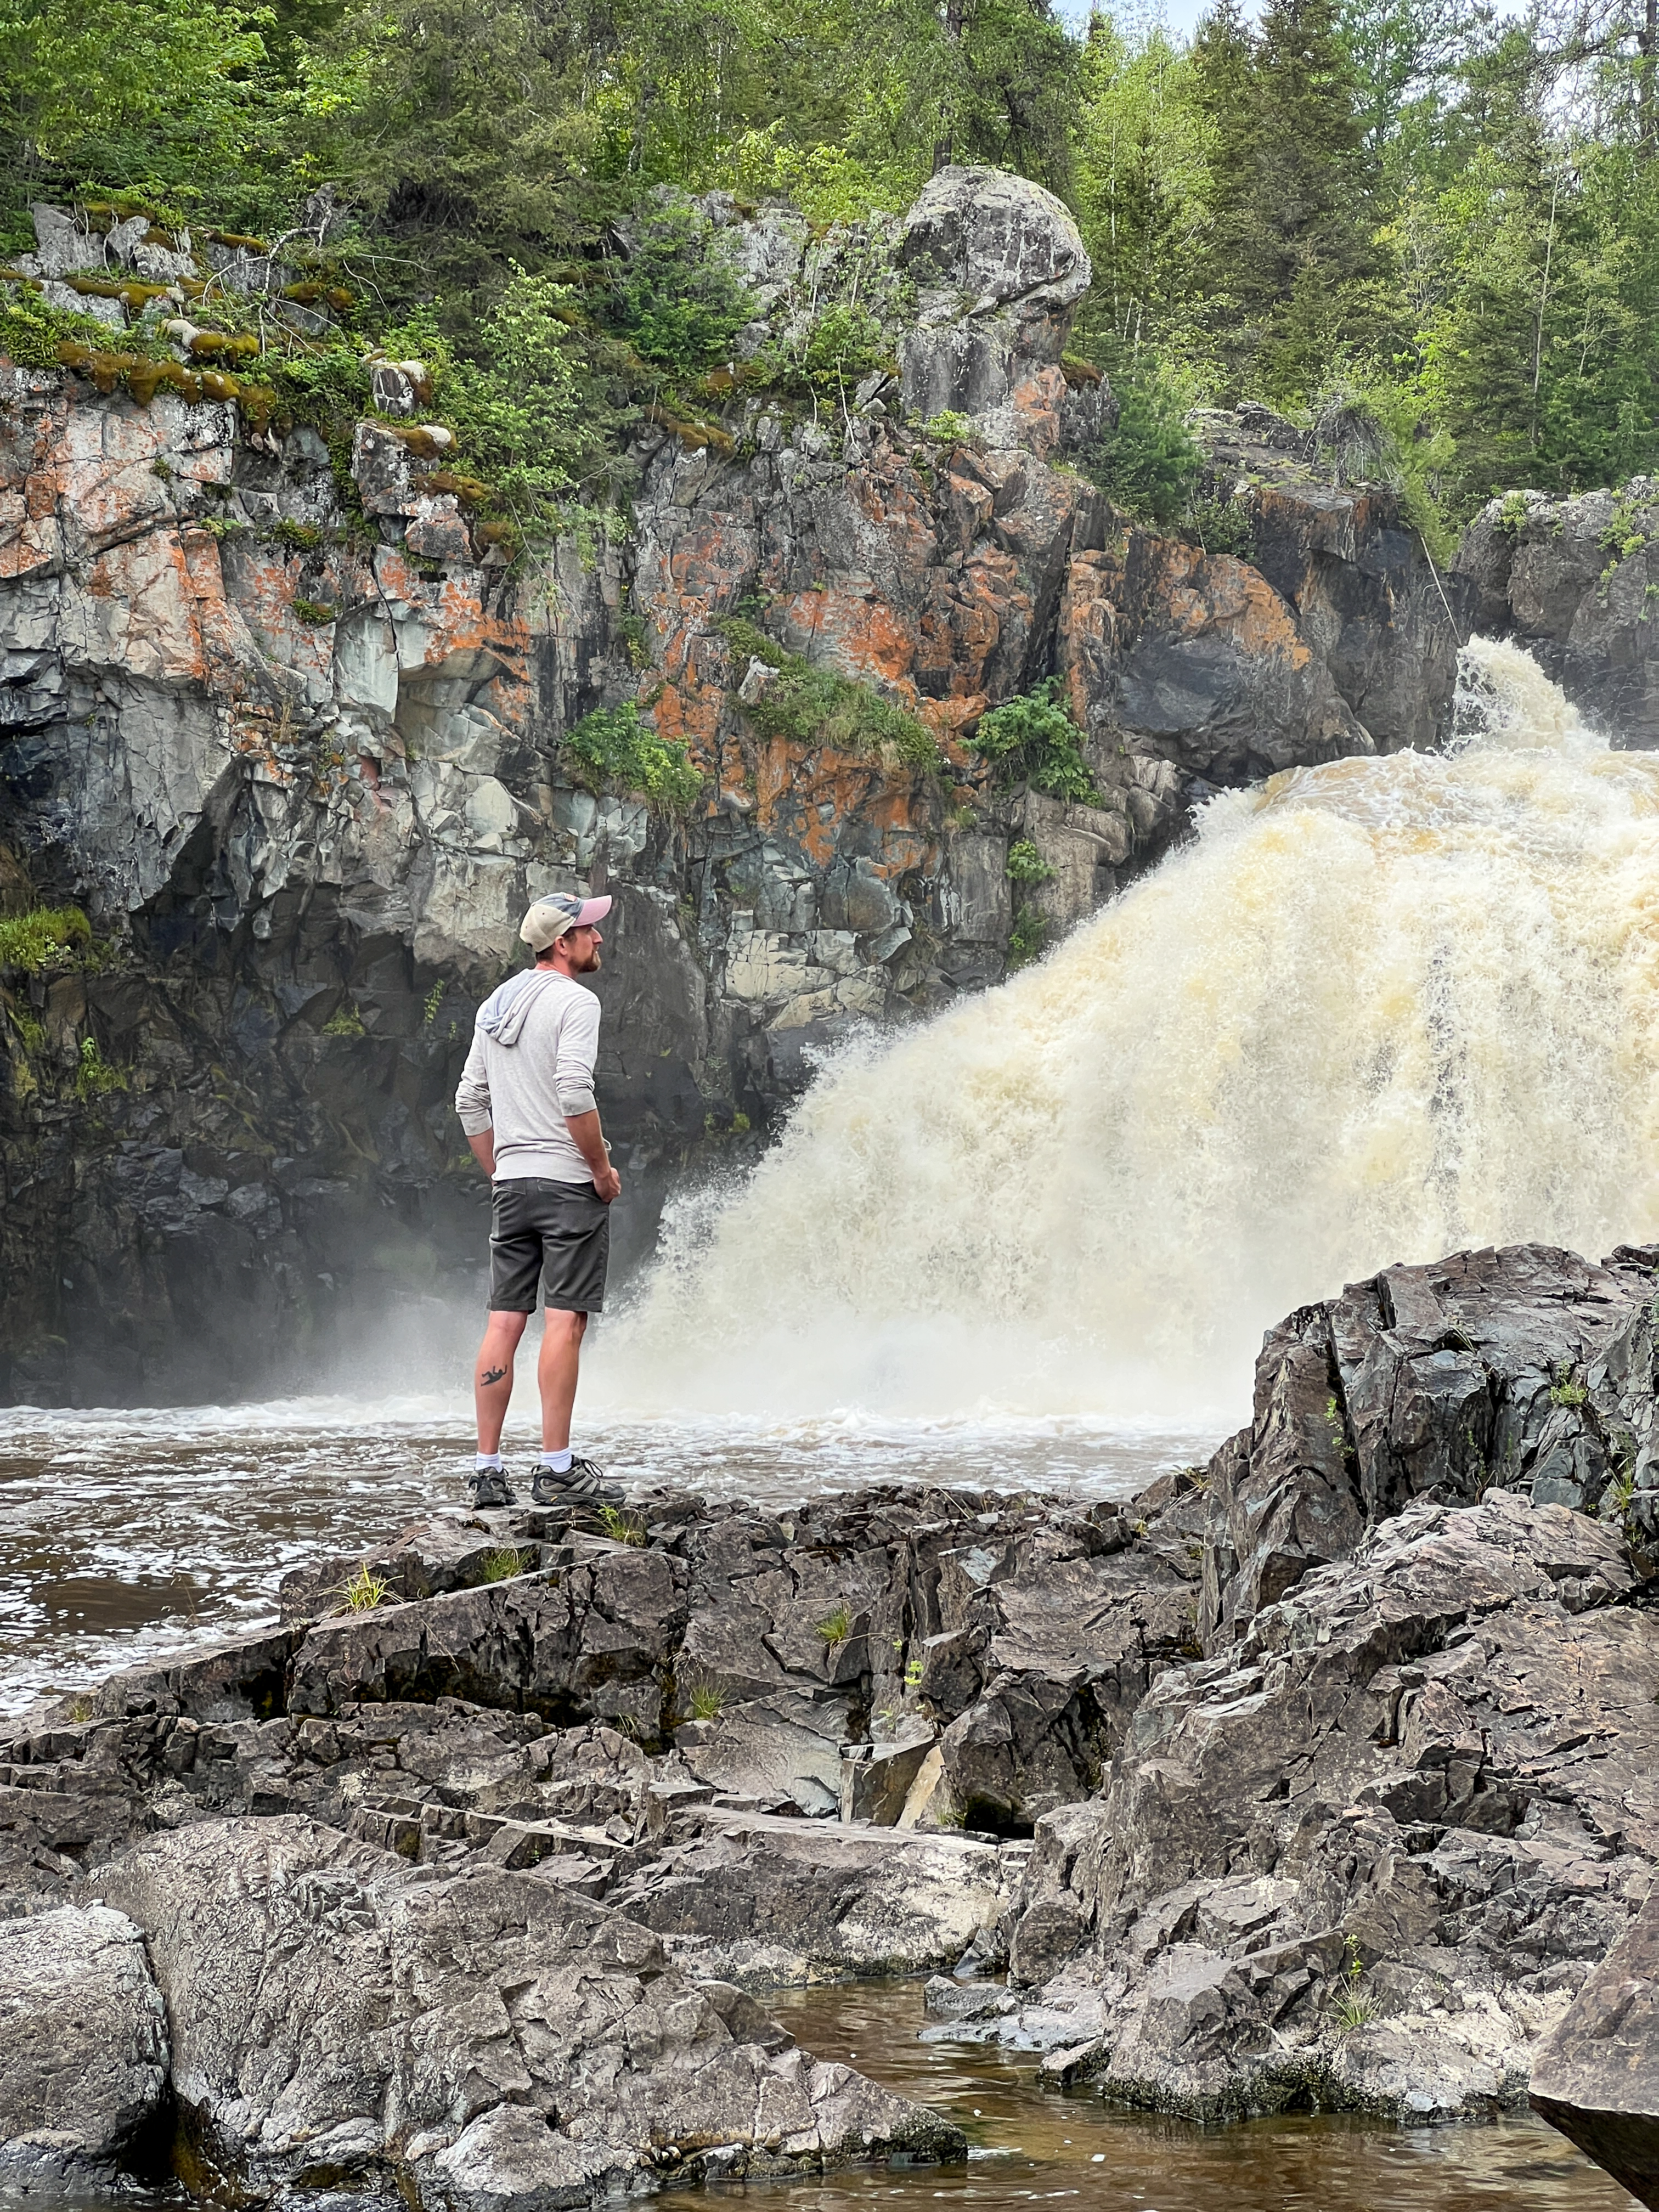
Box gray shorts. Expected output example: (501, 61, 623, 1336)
(489, 1177, 610, 1314)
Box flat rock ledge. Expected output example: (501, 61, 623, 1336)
(5, 1240, 1659, 2208)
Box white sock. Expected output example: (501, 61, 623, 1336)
(475, 1452, 505, 1471)
(539, 1448, 573, 1473)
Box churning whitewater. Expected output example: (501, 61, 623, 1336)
(594, 640, 1659, 1420)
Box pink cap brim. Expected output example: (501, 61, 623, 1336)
(573, 895, 612, 927)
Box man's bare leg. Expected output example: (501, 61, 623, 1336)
(474, 1310, 529, 1454)
(538, 1308, 587, 1453)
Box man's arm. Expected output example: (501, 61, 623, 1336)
(455, 1029, 494, 1176)
(563, 1108, 620, 1203)
(554, 992, 620, 1202)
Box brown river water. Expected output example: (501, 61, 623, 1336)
(659, 1982, 1635, 2212)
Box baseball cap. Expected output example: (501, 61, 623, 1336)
(520, 891, 613, 951)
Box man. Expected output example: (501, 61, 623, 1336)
(454, 891, 624, 1508)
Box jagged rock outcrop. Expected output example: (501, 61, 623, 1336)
(1532, 1881, 1659, 2208)
(84, 1814, 962, 2203)
(7, 1242, 1659, 2192)
(1453, 478, 1659, 746)
(994, 1485, 1658, 2123)
(3, 175, 1465, 1403)
(1200, 1240, 1659, 1647)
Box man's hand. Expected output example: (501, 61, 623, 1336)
(467, 1130, 496, 1177)
(565, 1108, 621, 1203)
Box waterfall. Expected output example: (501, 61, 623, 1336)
(595, 640, 1659, 1419)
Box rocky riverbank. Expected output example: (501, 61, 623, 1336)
(3, 1240, 1659, 2205)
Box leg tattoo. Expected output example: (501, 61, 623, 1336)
(482, 1366, 507, 1385)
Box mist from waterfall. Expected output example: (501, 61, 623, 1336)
(589, 639, 1659, 1420)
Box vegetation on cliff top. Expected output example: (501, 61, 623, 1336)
(3, 0, 1658, 541)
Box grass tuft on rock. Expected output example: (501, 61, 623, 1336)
(0, 904, 93, 973)
(716, 617, 940, 774)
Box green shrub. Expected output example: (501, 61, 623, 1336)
(923, 408, 979, 445)
(968, 680, 1096, 803)
(0, 286, 132, 369)
(715, 617, 941, 774)
(0, 905, 93, 972)
(607, 202, 748, 376)
(74, 1036, 125, 1098)
(799, 302, 888, 397)
(563, 703, 702, 813)
(1005, 838, 1055, 884)
(438, 268, 580, 529)
(1007, 907, 1048, 970)
(1084, 353, 1200, 526)
(1187, 496, 1254, 557)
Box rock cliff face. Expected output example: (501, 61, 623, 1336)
(2, 172, 1462, 1402)
(1453, 478, 1659, 744)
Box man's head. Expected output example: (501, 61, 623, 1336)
(520, 892, 613, 977)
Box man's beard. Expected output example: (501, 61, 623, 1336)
(569, 943, 602, 973)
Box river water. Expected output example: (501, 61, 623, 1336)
(653, 1982, 1635, 2212)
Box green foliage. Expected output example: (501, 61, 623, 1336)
(686, 1677, 725, 1719)
(1187, 495, 1254, 556)
(969, 679, 1096, 803)
(923, 408, 980, 445)
(74, 1035, 125, 1097)
(817, 1602, 854, 1644)
(607, 201, 748, 375)
(322, 999, 365, 1036)
(716, 617, 941, 774)
(562, 702, 702, 813)
(1005, 838, 1055, 884)
(1006, 906, 1048, 969)
(597, 1503, 646, 1544)
(1497, 492, 1532, 535)
(292, 597, 338, 623)
(422, 981, 445, 1024)
(0, 284, 135, 369)
(479, 1545, 526, 1581)
(799, 302, 888, 396)
(1084, 347, 1202, 525)
(1, 0, 273, 210)
(0, 904, 92, 972)
(1550, 1377, 1589, 1408)
(341, 1561, 388, 1610)
(432, 268, 582, 529)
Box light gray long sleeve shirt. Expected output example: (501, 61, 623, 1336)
(454, 969, 602, 1184)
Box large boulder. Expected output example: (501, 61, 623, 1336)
(0, 1903, 170, 2183)
(93, 1815, 965, 2200)
(996, 1486, 1659, 2121)
(1532, 1882, 1659, 2207)
(1201, 1242, 1659, 1647)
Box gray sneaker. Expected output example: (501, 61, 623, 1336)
(530, 1455, 623, 1508)
(467, 1465, 517, 1509)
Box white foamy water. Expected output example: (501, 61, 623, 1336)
(597, 637, 1659, 1417)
